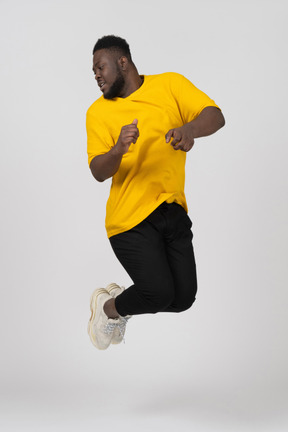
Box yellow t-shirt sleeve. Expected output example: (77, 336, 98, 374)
(86, 108, 113, 166)
(173, 74, 220, 124)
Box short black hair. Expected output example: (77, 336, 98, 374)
(93, 35, 132, 61)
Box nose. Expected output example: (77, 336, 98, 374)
(95, 70, 101, 80)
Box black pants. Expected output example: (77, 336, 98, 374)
(109, 202, 197, 316)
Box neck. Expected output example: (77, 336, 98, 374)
(120, 73, 143, 98)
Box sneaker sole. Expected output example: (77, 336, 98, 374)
(88, 288, 108, 349)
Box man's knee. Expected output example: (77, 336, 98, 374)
(172, 295, 196, 313)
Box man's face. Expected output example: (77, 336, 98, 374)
(92, 49, 125, 99)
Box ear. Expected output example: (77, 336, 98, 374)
(118, 56, 128, 71)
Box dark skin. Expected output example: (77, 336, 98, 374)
(91, 48, 225, 318)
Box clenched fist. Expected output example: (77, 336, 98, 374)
(115, 119, 140, 155)
(165, 124, 195, 152)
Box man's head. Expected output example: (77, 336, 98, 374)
(93, 35, 132, 61)
(92, 35, 134, 99)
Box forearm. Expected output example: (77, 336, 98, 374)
(187, 106, 225, 138)
(90, 146, 123, 182)
(90, 119, 140, 182)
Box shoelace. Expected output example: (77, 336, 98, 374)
(103, 321, 118, 335)
(103, 317, 130, 343)
(116, 317, 129, 343)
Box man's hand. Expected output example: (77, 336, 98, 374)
(90, 119, 139, 182)
(165, 124, 195, 152)
(165, 107, 225, 152)
(114, 119, 139, 155)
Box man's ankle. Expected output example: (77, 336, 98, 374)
(104, 298, 120, 319)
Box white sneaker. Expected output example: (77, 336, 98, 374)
(88, 288, 121, 350)
(106, 283, 131, 345)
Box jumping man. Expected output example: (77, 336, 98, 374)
(86, 35, 225, 350)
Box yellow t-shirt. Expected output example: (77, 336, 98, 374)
(86, 72, 219, 238)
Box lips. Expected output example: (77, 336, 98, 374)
(98, 81, 106, 91)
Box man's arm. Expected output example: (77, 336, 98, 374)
(90, 119, 139, 182)
(165, 106, 225, 152)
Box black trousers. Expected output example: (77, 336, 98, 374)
(109, 202, 197, 316)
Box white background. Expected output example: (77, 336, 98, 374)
(0, 0, 287, 431)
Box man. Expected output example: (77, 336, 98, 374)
(86, 35, 225, 350)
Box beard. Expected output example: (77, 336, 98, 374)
(104, 68, 125, 99)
